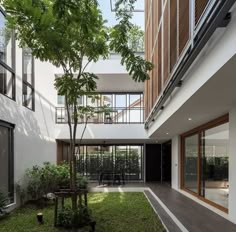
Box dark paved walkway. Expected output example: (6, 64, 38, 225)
(144, 190, 182, 232)
(147, 183, 236, 232)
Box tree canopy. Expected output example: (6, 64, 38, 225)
(2, 0, 152, 82)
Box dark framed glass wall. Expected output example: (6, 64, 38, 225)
(181, 115, 229, 212)
(0, 7, 15, 100)
(0, 120, 14, 203)
(56, 93, 144, 124)
(58, 143, 144, 181)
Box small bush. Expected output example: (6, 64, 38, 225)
(0, 190, 9, 219)
(22, 162, 70, 201)
(17, 162, 89, 204)
(58, 205, 92, 228)
(77, 174, 89, 189)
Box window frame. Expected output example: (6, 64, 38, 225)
(181, 114, 229, 213)
(0, 120, 14, 204)
(0, 6, 16, 100)
(22, 48, 35, 111)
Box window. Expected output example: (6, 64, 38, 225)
(0, 8, 15, 100)
(22, 48, 34, 110)
(182, 115, 229, 211)
(58, 143, 144, 181)
(56, 93, 144, 124)
(0, 120, 14, 204)
(57, 95, 65, 105)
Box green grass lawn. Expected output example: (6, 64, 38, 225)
(0, 192, 166, 232)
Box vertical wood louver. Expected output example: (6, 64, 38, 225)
(158, 0, 162, 24)
(163, 2, 169, 84)
(152, 44, 158, 104)
(149, 69, 153, 111)
(152, 0, 158, 47)
(158, 27, 162, 94)
(195, 0, 210, 25)
(170, 0, 177, 72)
(179, 0, 190, 55)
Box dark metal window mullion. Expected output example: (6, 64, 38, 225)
(8, 127, 14, 202)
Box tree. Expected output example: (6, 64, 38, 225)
(1, 0, 153, 228)
(128, 25, 144, 52)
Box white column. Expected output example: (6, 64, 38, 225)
(171, 136, 180, 190)
(229, 105, 236, 223)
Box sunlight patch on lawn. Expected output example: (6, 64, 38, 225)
(89, 192, 109, 204)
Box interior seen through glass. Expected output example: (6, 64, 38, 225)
(183, 122, 229, 209)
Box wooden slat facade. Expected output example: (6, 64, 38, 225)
(145, 0, 211, 119)
(179, 0, 190, 55)
(170, 0, 177, 72)
(163, 1, 169, 84)
(195, 0, 210, 24)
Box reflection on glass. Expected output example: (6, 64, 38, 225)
(56, 93, 144, 123)
(201, 123, 229, 208)
(0, 12, 13, 68)
(23, 83, 33, 109)
(129, 94, 142, 123)
(127, 146, 142, 180)
(23, 49, 33, 84)
(101, 146, 113, 171)
(184, 134, 198, 193)
(74, 145, 143, 181)
(0, 65, 13, 98)
(57, 95, 65, 105)
(115, 146, 127, 173)
(115, 94, 127, 108)
(0, 126, 9, 195)
(101, 94, 113, 107)
(86, 146, 100, 179)
(129, 94, 140, 106)
(0, 125, 13, 203)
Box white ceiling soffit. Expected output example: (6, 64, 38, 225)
(150, 54, 236, 141)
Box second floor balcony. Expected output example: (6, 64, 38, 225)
(56, 93, 144, 124)
(56, 106, 144, 124)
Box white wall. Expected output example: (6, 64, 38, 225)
(171, 136, 180, 190)
(55, 124, 149, 141)
(0, 45, 57, 195)
(228, 104, 236, 223)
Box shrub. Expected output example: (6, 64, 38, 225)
(0, 190, 9, 219)
(58, 205, 92, 228)
(25, 162, 70, 200)
(77, 174, 89, 189)
(17, 162, 89, 203)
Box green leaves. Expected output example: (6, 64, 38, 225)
(2, 0, 109, 70)
(54, 73, 98, 105)
(110, 0, 154, 82)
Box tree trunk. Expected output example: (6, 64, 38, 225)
(71, 102, 78, 228)
(65, 97, 73, 188)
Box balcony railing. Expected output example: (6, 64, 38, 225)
(56, 107, 144, 124)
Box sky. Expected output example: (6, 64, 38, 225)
(97, 0, 144, 29)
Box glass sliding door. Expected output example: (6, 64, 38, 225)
(183, 134, 199, 194)
(201, 122, 229, 209)
(182, 115, 229, 211)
